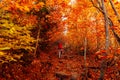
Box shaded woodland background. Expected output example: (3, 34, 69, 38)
(0, 0, 120, 80)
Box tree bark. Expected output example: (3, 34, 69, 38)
(84, 27, 88, 80)
(84, 37, 87, 80)
(34, 25, 41, 57)
(99, 0, 109, 80)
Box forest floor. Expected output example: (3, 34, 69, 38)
(0, 48, 120, 80)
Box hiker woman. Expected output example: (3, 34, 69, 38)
(58, 42, 63, 58)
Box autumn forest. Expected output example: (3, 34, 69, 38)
(0, 0, 120, 80)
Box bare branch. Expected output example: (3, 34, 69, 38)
(90, 0, 120, 44)
(109, 0, 120, 22)
(90, 0, 103, 13)
(97, 0, 102, 9)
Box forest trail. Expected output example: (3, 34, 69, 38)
(35, 48, 100, 80)
(0, 48, 119, 80)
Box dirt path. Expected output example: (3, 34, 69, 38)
(36, 49, 119, 80)
(36, 50, 100, 80)
(0, 49, 119, 80)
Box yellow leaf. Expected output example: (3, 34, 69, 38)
(0, 51, 6, 56)
(35, 2, 44, 11)
(0, 47, 11, 50)
(38, 2, 44, 7)
(10, 27, 15, 34)
(24, 6, 30, 12)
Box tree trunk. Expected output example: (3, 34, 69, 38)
(84, 26, 88, 80)
(99, 0, 109, 79)
(84, 37, 87, 80)
(34, 25, 41, 57)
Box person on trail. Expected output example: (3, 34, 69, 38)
(58, 42, 63, 58)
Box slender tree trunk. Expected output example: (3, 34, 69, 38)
(84, 27, 88, 80)
(101, 1, 109, 54)
(99, 0, 109, 80)
(34, 25, 41, 57)
(99, 60, 107, 80)
(84, 37, 87, 80)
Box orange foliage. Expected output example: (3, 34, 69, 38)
(0, 0, 120, 79)
(47, 0, 120, 54)
(1, 0, 44, 12)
